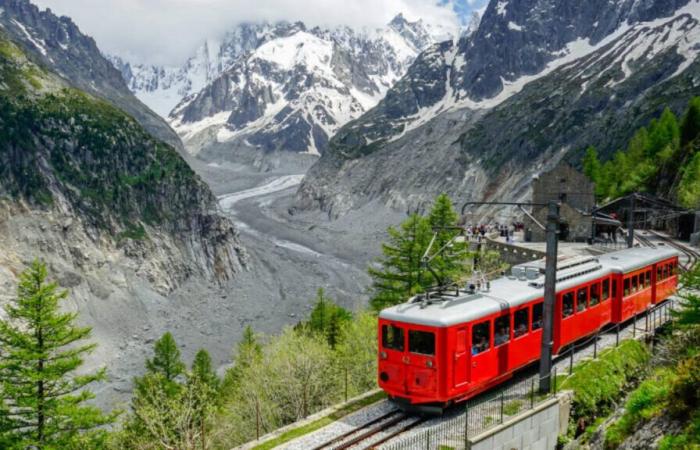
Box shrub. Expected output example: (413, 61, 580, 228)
(667, 353, 700, 417)
(604, 369, 674, 449)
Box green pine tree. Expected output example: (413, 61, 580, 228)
(188, 349, 219, 447)
(308, 288, 329, 333)
(426, 193, 469, 284)
(678, 151, 700, 208)
(221, 325, 262, 395)
(681, 96, 700, 147)
(306, 288, 351, 347)
(582, 146, 601, 184)
(146, 332, 185, 383)
(191, 349, 219, 394)
(369, 213, 433, 310)
(0, 260, 116, 449)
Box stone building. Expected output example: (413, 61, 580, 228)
(525, 161, 599, 242)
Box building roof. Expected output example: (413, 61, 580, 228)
(379, 246, 678, 327)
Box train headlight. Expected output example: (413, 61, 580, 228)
(426, 360, 433, 368)
(380, 351, 388, 360)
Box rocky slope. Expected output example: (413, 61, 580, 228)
(0, 6, 247, 407)
(0, 0, 183, 151)
(296, 0, 700, 219)
(117, 15, 457, 166)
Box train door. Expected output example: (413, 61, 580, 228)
(378, 322, 407, 395)
(453, 327, 468, 389)
(405, 328, 438, 398)
(469, 319, 497, 386)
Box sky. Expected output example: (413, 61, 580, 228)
(32, 0, 487, 66)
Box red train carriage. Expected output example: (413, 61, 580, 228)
(377, 247, 678, 411)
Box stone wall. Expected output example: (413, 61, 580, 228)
(467, 392, 572, 450)
(482, 238, 546, 266)
(526, 203, 593, 242)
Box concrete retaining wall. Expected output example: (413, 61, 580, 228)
(467, 392, 572, 450)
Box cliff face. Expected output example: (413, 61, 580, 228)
(0, 32, 245, 292)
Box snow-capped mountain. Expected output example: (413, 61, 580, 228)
(110, 23, 268, 117)
(111, 15, 458, 160)
(297, 0, 700, 218)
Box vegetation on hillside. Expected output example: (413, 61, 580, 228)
(582, 97, 700, 207)
(0, 33, 206, 238)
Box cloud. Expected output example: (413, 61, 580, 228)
(33, 0, 472, 66)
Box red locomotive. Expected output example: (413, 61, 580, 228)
(377, 247, 679, 412)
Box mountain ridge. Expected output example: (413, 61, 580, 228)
(296, 0, 700, 219)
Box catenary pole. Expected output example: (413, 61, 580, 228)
(539, 201, 559, 393)
(627, 194, 635, 248)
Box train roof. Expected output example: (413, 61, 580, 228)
(379, 246, 679, 327)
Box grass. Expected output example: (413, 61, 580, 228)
(559, 339, 650, 423)
(250, 391, 386, 450)
(503, 399, 523, 416)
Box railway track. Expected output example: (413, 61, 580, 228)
(635, 232, 655, 248)
(647, 230, 699, 271)
(310, 410, 426, 450)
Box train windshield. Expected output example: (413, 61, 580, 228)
(409, 330, 435, 356)
(382, 324, 404, 352)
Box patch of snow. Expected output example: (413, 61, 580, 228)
(12, 19, 48, 56)
(254, 31, 333, 74)
(508, 21, 523, 32)
(496, 1, 509, 17)
(171, 111, 231, 141)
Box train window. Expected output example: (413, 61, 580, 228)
(663, 265, 669, 279)
(532, 303, 544, 330)
(602, 279, 610, 301)
(577, 287, 588, 312)
(472, 322, 490, 355)
(382, 324, 404, 352)
(514, 309, 529, 338)
(624, 278, 630, 296)
(657, 266, 662, 281)
(562, 292, 574, 318)
(590, 283, 600, 306)
(494, 315, 510, 346)
(632, 275, 638, 293)
(409, 330, 435, 356)
(645, 271, 651, 288)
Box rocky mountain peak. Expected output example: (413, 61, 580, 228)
(146, 15, 457, 163)
(454, 0, 693, 101)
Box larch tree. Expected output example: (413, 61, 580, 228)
(426, 193, 470, 285)
(146, 332, 185, 384)
(307, 288, 351, 348)
(368, 213, 433, 310)
(0, 260, 115, 449)
(680, 96, 700, 147)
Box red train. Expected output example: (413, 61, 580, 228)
(377, 247, 679, 412)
